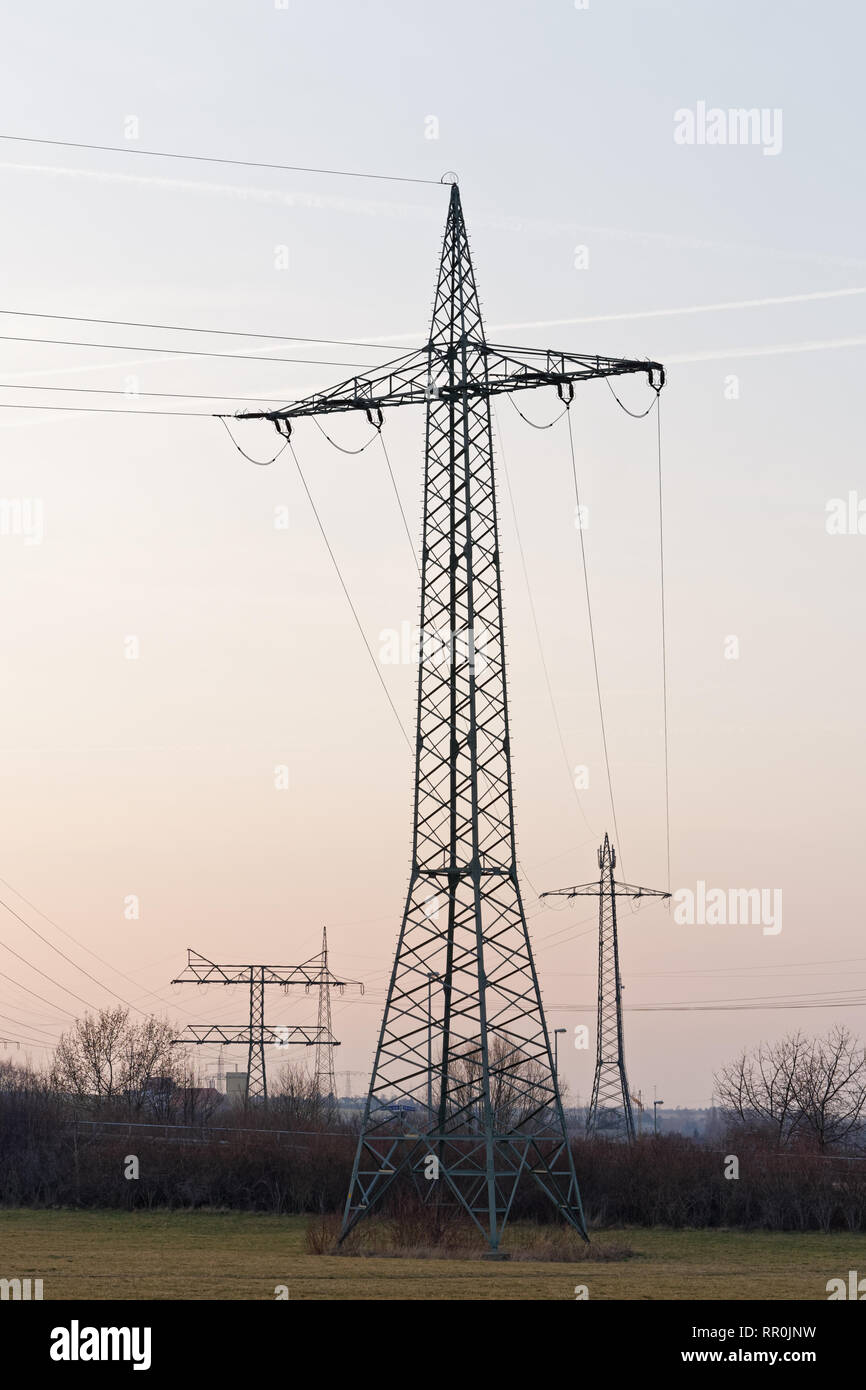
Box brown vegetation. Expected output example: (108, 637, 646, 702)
(3, 1022, 866, 1234)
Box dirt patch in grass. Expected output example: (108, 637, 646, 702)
(304, 1212, 635, 1262)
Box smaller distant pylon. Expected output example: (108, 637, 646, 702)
(541, 833, 670, 1141)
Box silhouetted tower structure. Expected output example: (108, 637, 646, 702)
(171, 947, 361, 1103)
(236, 179, 664, 1249)
(313, 927, 337, 1103)
(542, 834, 670, 1141)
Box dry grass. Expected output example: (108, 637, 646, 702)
(1, 1208, 861, 1299)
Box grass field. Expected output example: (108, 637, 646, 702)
(2, 1209, 864, 1299)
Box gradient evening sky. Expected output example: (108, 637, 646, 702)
(0, 0, 863, 1106)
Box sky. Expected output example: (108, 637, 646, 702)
(0, 0, 863, 1107)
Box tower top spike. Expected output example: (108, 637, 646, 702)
(234, 159, 666, 1248)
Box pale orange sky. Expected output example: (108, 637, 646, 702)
(0, 0, 864, 1107)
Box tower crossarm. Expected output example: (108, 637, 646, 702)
(232, 343, 663, 425)
(172, 1024, 338, 1047)
(481, 344, 664, 399)
(540, 881, 603, 899)
(171, 948, 360, 990)
(612, 882, 671, 900)
(541, 881, 671, 901)
(234, 348, 430, 422)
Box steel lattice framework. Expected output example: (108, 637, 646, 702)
(170, 947, 361, 1102)
(313, 927, 337, 1103)
(542, 834, 670, 1141)
(237, 181, 664, 1250)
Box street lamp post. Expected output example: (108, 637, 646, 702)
(553, 1027, 567, 1094)
(653, 1099, 664, 1135)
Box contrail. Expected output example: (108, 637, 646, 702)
(3, 163, 865, 385)
(667, 336, 866, 364)
(3, 158, 865, 269)
(489, 286, 866, 334)
(5, 283, 864, 383)
(0, 160, 439, 223)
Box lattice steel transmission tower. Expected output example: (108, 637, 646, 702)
(236, 179, 664, 1249)
(170, 947, 360, 1103)
(542, 834, 670, 1141)
(313, 927, 337, 1104)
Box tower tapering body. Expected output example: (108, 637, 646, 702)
(313, 927, 337, 1104)
(587, 833, 636, 1140)
(247, 967, 267, 1102)
(341, 185, 586, 1249)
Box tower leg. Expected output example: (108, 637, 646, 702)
(340, 184, 587, 1249)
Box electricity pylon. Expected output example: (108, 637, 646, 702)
(171, 946, 361, 1103)
(541, 834, 670, 1141)
(236, 179, 664, 1250)
(313, 927, 337, 1104)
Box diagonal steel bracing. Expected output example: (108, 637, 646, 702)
(170, 945, 360, 1103)
(236, 180, 665, 1249)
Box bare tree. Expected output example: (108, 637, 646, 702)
(123, 1014, 185, 1111)
(715, 1027, 866, 1153)
(714, 1032, 809, 1147)
(271, 1061, 331, 1127)
(448, 1034, 552, 1131)
(795, 1026, 866, 1153)
(52, 1008, 183, 1110)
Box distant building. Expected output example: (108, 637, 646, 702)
(141, 1075, 174, 1101)
(225, 1072, 248, 1100)
(140, 1076, 223, 1118)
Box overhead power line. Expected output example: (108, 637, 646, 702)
(494, 401, 596, 840)
(0, 1030, 56, 1052)
(219, 416, 292, 465)
(0, 401, 216, 418)
(0, 332, 379, 369)
(377, 431, 419, 574)
(0, 308, 395, 352)
(0, 910, 104, 1013)
(0, 383, 304, 405)
(0, 966, 77, 1019)
(289, 440, 411, 751)
(0, 881, 202, 1025)
(656, 397, 671, 895)
(0, 133, 445, 187)
(0, 891, 154, 1018)
(565, 406, 625, 869)
(0, 1009, 61, 1041)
